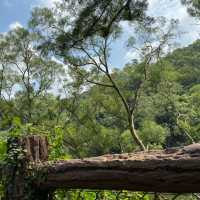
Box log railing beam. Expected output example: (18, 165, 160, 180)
(35, 145, 200, 193)
(5, 135, 200, 198)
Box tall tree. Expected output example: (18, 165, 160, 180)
(29, 1, 177, 150)
(0, 27, 63, 123)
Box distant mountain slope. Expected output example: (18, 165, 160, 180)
(166, 40, 200, 88)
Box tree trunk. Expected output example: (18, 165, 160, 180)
(35, 145, 200, 193)
(129, 116, 146, 151)
(5, 136, 50, 200)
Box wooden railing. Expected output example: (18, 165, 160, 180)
(5, 136, 200, 199)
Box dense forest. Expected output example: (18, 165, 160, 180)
(0, 0, 200, 199)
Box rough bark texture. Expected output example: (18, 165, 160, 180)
(5, 136, 49, 200)
(20, 135, 49, 162)
(35, 144, 200, 193)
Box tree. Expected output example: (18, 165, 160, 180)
(29, 0, 178, 151)
(0, 34, 19, 101)
(2, 1, 200, 199)
(29, 0, 148, 50)
(1, 27, 63, 123)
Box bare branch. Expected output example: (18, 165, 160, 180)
(86, 79, 113, 88)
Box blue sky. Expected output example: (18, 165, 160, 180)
(0, 0, 57, 32)
(0, 0, 199, 68)
(111, 0, 200, 67)
(0, 0, 33, 31)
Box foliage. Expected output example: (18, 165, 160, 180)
(181, 0, 200, 17)
(0, 0, 200, 199)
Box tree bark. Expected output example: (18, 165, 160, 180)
(5, 136, 49, 200)
(20, 135, 49, 162)
(35, 145, 200, 193)
(129, 116, 146, 151)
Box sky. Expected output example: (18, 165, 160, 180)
(110, 0, 200, 67)
(0, 0, 200, 68)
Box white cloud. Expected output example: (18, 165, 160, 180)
(122, 0, 200, 64)
(9, 21, 23, 30)
(147, 0, 199, 47)
(125, 51, 140, 63)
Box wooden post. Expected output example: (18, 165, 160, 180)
(5, 135, 50, 200)
(20, 135, 49, 162)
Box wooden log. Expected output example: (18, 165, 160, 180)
(6, 135, 200, 195)
(35, 144, 200, 193)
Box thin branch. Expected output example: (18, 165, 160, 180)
(0, 64, 5, 98)
(80, 47, 107, 74)
(86, 79, 113, 88)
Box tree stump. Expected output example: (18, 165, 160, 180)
(5, 135, 51, 200)
(20, 135, 49, 163)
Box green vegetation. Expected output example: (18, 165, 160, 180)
(0, 0, 200, 199)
